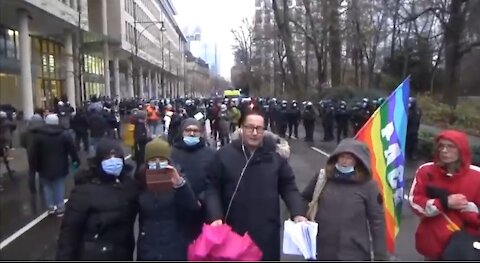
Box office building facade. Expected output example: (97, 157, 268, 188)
(0, 0, 187, 119)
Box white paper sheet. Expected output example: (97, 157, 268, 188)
(282, 220, 318, 260)
(194, 112, 204, 121)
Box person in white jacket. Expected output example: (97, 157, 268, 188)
(163, 104, 174, 136)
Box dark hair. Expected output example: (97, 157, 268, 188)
(34, 108, 44, 116)
(240, 109, 265, 125)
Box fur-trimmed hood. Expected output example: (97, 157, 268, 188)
(230, 129, 291, 159)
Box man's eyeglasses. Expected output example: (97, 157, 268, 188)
(243, 125, 265, 134)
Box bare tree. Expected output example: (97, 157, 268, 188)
(289, 0, 328, 93)
(231, 18, 257, 93)
(328, 0, 343, 87)
(402, 0, 480, 106)
(272, 0, 305, 97)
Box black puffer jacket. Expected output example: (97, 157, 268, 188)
(56, 140, 139, 261)
(87, 111, 108, 138)
(135, 165, 200, 261)
(32, 125, 79, 180)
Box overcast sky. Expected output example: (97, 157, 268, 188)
(173, 0, 255, 80)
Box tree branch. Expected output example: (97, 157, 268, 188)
(399, 6, 448, 26)
(459, 40, 480, 56)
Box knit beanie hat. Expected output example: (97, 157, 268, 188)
(45, 114, 59, 125)
(181, 118, 201, 131)
(145, 138, 171, 161)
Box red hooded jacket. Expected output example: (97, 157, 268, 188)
(409, 130, 480, 259)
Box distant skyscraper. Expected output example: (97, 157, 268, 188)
(183, 25, 219, 76)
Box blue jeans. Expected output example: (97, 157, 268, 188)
(41, 177, 66, 210)
(149, 123, 158, 137)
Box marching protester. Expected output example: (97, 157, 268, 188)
(56, 139, 138, 260)
(135, 138, 201, 260)
(203, 110, 307, 261)
(32, 114, 79, 216)
(0, 110, 16, 191)
(71, 107, 90, 153)
(302, 138, 388, 260)
(171, 118, 216, 242)
(409, 130, 480, 261)
(20, 113, 45, 194)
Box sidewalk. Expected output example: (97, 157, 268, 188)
(420, 124, 480, 146)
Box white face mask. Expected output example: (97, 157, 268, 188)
(147, 160, 169, 170)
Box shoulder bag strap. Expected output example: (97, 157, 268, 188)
(306, 168, 327, 221)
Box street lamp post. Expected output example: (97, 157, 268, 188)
(132, 3, 165, 98)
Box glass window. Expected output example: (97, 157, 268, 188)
(87, 55, 92, 74)
(42, 55, 49, 76)
(14, 31, 19, 59)
(0, 28, 6, 57)
(6, 29, 15, 58)
(41, 40, 48, 53)
(100, 58, 104, 75)
(96, 57, 100, 75)
(89, 55, 93, 74)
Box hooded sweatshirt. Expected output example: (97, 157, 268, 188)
(302, 138, 387, 261)
(409, 130, 480, 260)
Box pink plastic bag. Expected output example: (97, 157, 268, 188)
(188, 224, 263, 261)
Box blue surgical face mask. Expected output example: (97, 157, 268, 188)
(101, 157, 124, 177)
(183, 136, 200, 146)
(335, 163, 355, 174)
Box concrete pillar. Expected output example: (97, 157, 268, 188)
(148, 69, 153, 99)
(18, 9, 33, 120)
(64, 31, 76, 110)
(154, 71, 159, 99)
(113, 55, 120, 99)
(138, 66, 144, 98)
(101, 0, 110, 97)
(127, 60, 134, 98)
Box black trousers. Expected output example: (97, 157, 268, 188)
(304, 121, 315, 142)
(406, 133, 419, 158)
(278, 123, 288, 138)
(288, 120, 299, 138)
(336, 122, 348, 143)
(75, 132, 89, 152)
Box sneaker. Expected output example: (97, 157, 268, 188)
(47, 207, 56, 216)
(55, 208, 65, 217)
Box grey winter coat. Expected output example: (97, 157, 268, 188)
(302, 138, 388, 261)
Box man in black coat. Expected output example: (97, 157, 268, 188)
(32, 114, 79, 216)
(204, 110, 307, 261)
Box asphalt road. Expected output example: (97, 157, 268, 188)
(0, 123, 423, 261)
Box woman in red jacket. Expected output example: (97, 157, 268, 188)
(409, 130, 480, 260)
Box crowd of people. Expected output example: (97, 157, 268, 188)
(0, 93, 478, 261)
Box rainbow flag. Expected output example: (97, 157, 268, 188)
(354, 77, 410, 253)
